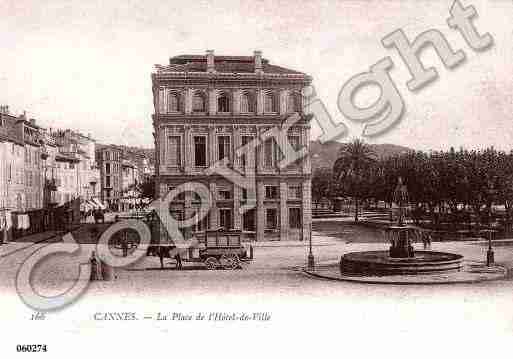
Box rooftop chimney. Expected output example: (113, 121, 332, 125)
(206, 50, 215, 73)
(0, 105, 9, 114)
(254, 50, 263, 74)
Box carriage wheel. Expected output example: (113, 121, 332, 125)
(204, 257, 219, 270)
(228, 254, 241, 270)
(220, 254, 240, 270)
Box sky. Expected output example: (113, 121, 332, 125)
(0, 0, 512, 151)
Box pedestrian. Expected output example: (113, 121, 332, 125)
(426, 233, 432, 249)
(100, 253, 115, 281)
(175, 253, 182, 270)
(90, 251, 103, 281)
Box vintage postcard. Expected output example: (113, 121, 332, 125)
(1, 0, 513, 357)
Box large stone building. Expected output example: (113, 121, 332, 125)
(151, 51, 312, 241)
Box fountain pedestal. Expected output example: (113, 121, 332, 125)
(388, 226, 414, 258)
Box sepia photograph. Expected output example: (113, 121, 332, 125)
(1, 0, 513, 357)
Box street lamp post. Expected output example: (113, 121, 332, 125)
(485, 179, 497, 266)
(307, 221, 314, 270)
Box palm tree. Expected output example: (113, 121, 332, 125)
(333, 139, 376, 222)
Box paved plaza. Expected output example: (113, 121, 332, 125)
(2, 218, 513, 297)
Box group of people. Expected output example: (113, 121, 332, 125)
(81, 208, 106, 224)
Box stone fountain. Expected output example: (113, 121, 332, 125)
(388, 177, 414, 258)
(340, 177, 463, 276)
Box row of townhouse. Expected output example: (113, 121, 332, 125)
(43, 128, 100, 207)
(0, 106, 101, 214)
(0, 105, 155, 221)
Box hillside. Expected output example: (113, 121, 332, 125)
(309, 140, 412, 170)
(96, 140, 410, 170)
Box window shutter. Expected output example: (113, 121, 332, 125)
(167, 136, 181, 167)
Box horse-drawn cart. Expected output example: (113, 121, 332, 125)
(145, 226, 252, 270)
(114, 211, 253, 270)
(199, 229, 249, 270)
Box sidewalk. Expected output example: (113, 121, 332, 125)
(250, 235, 339, 248)
(8, 230, 64, 244)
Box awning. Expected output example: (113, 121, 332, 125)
(86, 200, 99, 210)
(91, 198, 106, 210)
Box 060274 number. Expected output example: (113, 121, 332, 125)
(16, 344, 47, 352)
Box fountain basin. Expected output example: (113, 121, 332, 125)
(340, 250, 463, 275)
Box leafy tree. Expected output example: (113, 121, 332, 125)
(311, 167, 334, 208)
(333, 139, 376, 222)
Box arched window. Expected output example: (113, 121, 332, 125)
(192, 92, 206, 113)
(287, 92, 301, 113)
(240, 91, 255, 113)
(168, 92, 182, 113)
(263, 91, 277, 113)
(217, 92, 231, 113)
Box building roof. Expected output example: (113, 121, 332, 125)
(156, 53, 304, 75)
(17, 118, 42, 130)
(0, 113, 27, 145)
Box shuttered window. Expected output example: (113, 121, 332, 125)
(287, 93, 300, 113)
(288, 185, 301, 199)
(194, 136, 207, 167)
(289, 208, 301, 228)
(266, 208, 278, 229)
(240, 92, 254, 113)
(264, 138, 278, 168)
(218, 135, 230, 161)
(264, 92, 277, 113)
(218, 93, 230, 113)
(192, 93, 206, 112)
(167, 136, 181, 167)
(168, 93, 181, 113)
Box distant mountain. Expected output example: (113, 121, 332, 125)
(97, 140, 410, 170)
(309, 140, 412, 170)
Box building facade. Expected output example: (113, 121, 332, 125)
(44, 129, 100, 207)
(152, 51, 312, 241)
(0, 108, 43, 212)
(122, 158, 138, 192)
(141, 157, 155, 179)
(96, 145, 123, 209)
